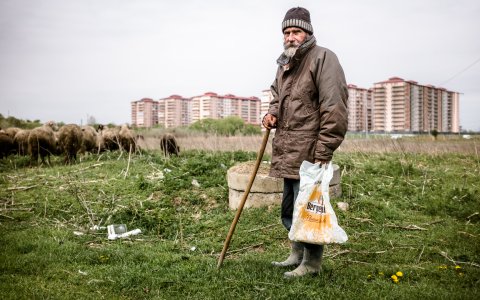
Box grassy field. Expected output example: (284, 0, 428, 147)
(1, 137, 479, 299)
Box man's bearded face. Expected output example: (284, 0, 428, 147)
(282, 27, 308, 58)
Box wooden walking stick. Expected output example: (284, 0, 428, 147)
(217, 128, 271, 269)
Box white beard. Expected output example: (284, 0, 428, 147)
(283, 46, 298, 58)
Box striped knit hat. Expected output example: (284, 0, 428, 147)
(282, 7, 313, 34)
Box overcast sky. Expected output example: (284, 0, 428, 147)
(1, 0, 479, 131)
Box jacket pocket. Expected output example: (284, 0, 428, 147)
(283, 132, 317, 171)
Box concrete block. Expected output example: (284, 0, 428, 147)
(227, 161, 341, 193)
(227, 161, 342, 210)
(228, 184, 342, 210)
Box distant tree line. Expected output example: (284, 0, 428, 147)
(0, 114, 121, 131)
(0, 114, 43, 129)
(188, 116, 261, 136)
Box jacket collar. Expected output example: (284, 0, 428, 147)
(276, 35, 316, 67)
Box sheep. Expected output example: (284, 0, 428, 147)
(3, 127, 21, 155)
(57, 124, 83, 164)
(160, 133, 180, 156)
(118, 124, 137, 152)
(13, 129, 31, 156)
(28, 121, 58, 166)
(4, 127, 21, 139)
(0, 131, 14, 158)
(80, 125, 101, 154)
(97, 125, 120, 151)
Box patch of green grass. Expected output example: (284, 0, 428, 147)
(1, 150, 479, 299)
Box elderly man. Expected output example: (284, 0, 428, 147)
(262, 7, 348, 278)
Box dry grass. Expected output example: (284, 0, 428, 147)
(138, 134, 274, 155)
(136, 131, 479, 156)
(340, 137, 479, 155)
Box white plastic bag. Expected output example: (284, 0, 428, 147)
(288, 161, 348, 244)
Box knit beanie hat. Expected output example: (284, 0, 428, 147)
(282, 7, 313, 34)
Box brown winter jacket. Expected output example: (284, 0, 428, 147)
(268, 35, 348, 179)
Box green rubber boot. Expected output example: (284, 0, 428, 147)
(284, 244, 324, 278)
(272, 242, 304, 267)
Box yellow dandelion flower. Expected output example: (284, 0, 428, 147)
(391, 276, 399, 283)
(396, 271, 403, 277)
(438, 265, 448, 270)
(455, 265, 461, 270)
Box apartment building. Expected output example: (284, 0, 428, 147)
(260, 89, 273, 120)
(131, 80, 460, 132)
(372, 77, 460, 133)
(131, 92, 261, 128)
(190, 92, 260, 125)
(157, 95, 191, 128)
(347, 85, 373, 132)
(131, 98, 157, 128)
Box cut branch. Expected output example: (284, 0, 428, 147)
(384, 224, 427, 231)
(439, 250, 480, 268)
(124, 144, 132, 179)
(76, 163, 104, 173)
(325, 250, 350, 258)
(422, 220, 445, 226)
(458, 231, 477, 238)
(467, 212, 479, 220)
(416, 245, 425, 264)
(7, 185, 38, 191)
(0, 213, 14, 219)
(346, 259, 371, 265)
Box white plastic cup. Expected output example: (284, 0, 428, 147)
(107, 224, 127, 240)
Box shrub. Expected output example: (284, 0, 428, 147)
(189, 117, 260, 136)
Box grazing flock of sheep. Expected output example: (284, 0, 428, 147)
(0, 122, 180, 165)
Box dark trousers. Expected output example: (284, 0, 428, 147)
(281, 178, 300, 231)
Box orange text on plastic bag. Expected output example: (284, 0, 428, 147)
(298, 186, 332, 232)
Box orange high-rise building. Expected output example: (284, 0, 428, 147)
(371, 77, 459, 133)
